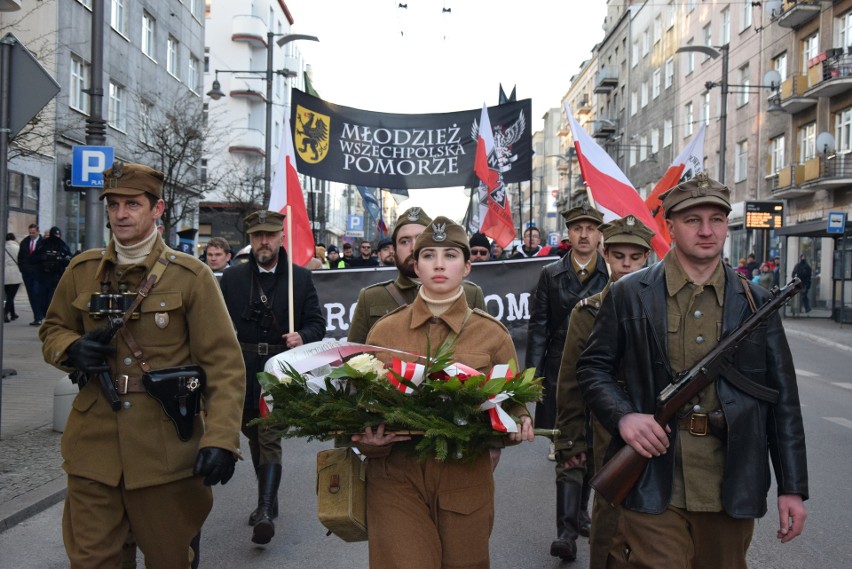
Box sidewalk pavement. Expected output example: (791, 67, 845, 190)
(1, 295, 850, 534)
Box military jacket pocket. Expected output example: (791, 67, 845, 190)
(438, 483, 491, 515)
(134, 291, 186, 346)
(71, 383, 98, 412)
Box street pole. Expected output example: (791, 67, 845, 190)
(719, 44, 729, 185)
(84, 0, 106, 249)
(264, 31, 274, 206)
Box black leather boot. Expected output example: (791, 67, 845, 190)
(550, 480, 582, 561)
(247, 466, 280, 525)
(579, 475, 592, 538)
(251, 464, 282, 544)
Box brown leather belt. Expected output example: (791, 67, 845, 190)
(111, 374, 147, 394)
(677, 410, 727, 439)
(239, 342, 285, 356)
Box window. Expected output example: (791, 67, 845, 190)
(836, 107, 852, 153)
(703, 92, 711, 125)
(685, 38, 695, 74)
(642, 29, 650, 57)
(652, 69, 661, 99)
(738, 65, 750, 106)
(838, 11, 852, 51)
(734, 141, 748, 182)
(640, 136, 648, 161)
(653, 16, 662, 44)
(108, 81, 126, 131)
(204, 47, 209, 73)
(703, 25, 712, 61)
(69, 54, 90, 114)
(721, 7, 730, 45)
(631, 91, 638, 116)
(641, 82, 648, 108)
(798, 122, 816, 162)
(651, 128, 660, 154)
(741, 1, 753, 32)
(773, 52, 788, 82)
(167, 36, 179, 77)
(188, 56, 200, 93)
(665, 57, 674, 88)
(664, 119, 673, 147)
(629, 147, 637, 168)
(142, 12, 155, 59)
(110, 0, 126, 36)
(24, 176, 39, 211)
(685, 102, 694, 137)
(769, 136, 786, 173)
(190, 0, 201, 19)
(668, 1, 676, 29)
(140, 101, 152, 145)
(632, 41, 639, 68)
(801, 33, 819, 70)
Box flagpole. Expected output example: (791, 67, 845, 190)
(286, 205, 295, 333)
(585, 183, 597, 210)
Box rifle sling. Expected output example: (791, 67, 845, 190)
(384, 282, 408, 308)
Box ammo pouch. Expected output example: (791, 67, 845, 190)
(316, 447, 367, 542)
(143, 365, 206, 442)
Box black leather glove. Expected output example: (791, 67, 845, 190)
(193, 447, 236, 486)
(63, 328, 115, 374)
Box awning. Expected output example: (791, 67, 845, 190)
(776, 219, 852, 238)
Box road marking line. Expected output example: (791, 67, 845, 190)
(796, 369, 817, 377)
(825, 417, 852, 430)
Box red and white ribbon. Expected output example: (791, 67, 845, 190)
(259, 392, 275, 418)
(488, 364, 514, 380)
(386, 358, 427, 394)
(479, 393, 518, 433)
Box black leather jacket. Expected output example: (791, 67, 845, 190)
(525, 253, 608, 428)
(577, 261, 808, 517)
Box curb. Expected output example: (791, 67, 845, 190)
(0, 477, 66, 534)
(784, 327, 852, 354)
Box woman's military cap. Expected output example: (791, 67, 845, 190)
(659, 173, 731, 217)
(414, 216, 470, 258)
(600, 215, 655, 250)
(245, 210, 285, 234)
(99, 161, 164, 200)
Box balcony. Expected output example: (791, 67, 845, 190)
(593, 67, 619, 93)
(779, 74, 817, 113)
(232, 15, 268, 49)
(799, 154, 852, 190)
(774, 1, 821, 29)
(768, 166, 810, 198)
(805, 54, 852, 99)
(228, 128, 265, 156)
(592, 119, 617, 139)
(576, 96, 592, 115)
(229, 88, 266, 103)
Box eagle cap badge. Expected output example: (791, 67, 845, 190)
(407, 207, 422, 222)
(432, 222, 447, 242)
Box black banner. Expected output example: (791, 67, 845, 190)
(290, 89, 532, 189)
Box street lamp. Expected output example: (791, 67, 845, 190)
(206, 32, 319, 205)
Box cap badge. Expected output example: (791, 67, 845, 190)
(407, 207, 421, 222)
(626, 215, 636, 226)
(258, 211, 267, 224)
(112, 160, 124, 178)
(432, 222, 447, 242)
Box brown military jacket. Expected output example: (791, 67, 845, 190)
(554, 282, 611, 459)
(347, 273, 486, 344)
(40, 237, 245, 490)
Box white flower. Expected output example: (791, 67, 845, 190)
(278, 373, 294, 386)
(347, 354, 386, 377)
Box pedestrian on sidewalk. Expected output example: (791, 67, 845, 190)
(792, 255, 812, 313)
(39, 161, 245, 568)
(4, 233, 22, 322)
(17, 223, 46, 325)
(35, 226, 71, 310)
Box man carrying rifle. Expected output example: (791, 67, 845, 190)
(40, 162, 245, 568)
(577, 173, 808, 568)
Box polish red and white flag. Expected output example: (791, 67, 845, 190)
(564, 103, 670, 259)
(644, 124, 706, 247)
(269, 115, 315, 266)
(475, 104, 516, 248)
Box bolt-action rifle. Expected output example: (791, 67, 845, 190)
(590, 278, 803, 507)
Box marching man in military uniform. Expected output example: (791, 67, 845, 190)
(348, 207, 485, 344)
(552, 215, 655, 565)
(219, 210, 326, 545)
(40, 162, 246, 568)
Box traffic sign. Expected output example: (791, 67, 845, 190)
(5, 33, 61, 139)
(72, 146, 114, 187)
(827, 212, 846, 235)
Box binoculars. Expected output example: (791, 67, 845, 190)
(89, 292, 141, 319)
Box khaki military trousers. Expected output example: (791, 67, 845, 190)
(366, 450, 494, 569)
(63, 474, 212, 569)
(241, 407, 283, 467)
(589, 416, 619, 569)
(607, 505, 754, 569)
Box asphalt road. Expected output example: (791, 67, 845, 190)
(1, 333, 849, 569)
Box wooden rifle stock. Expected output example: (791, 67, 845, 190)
(589, 278, 802, 508)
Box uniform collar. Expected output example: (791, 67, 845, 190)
(394, 273, 418, 290)
(409, 293, 470, 333)
(664, 250, 725, 305)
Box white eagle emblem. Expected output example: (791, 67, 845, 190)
(470, 110, 526, 173)
(432, 223, 447, 242)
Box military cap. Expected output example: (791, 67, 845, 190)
(99, 161, 164, 200)
(414, 216, 471, 258)
(244, 210, 285, 234)
(562, 205, 604, 227)
(600, 215, 655, 250)
(659, 173, 731, 217)
(392, 207, 433, 244)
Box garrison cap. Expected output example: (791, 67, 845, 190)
(244, 210, 285, 234)
(659, 173, 731, 217)
(392, 207, 433, 243)
(600, 215, 655, 250)
(99, 161, 164, 200)
(562, 205, 604, 227)
(414, 216, 470, 258)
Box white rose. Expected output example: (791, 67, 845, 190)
(347, 354, 386, 376)
(278, 373, 294, 386)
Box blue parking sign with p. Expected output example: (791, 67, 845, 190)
(72, 146, 114, 187)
